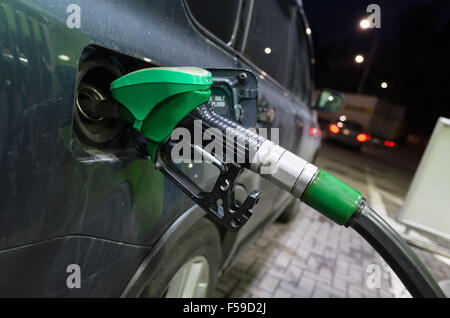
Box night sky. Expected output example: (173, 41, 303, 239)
(303, 0, 450, 138)
(304, 0, 432, 45)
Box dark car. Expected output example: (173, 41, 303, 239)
(0, 0, 321, 297)
(327, 119, 370, 150)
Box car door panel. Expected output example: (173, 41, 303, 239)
(0, 0, 241, 295)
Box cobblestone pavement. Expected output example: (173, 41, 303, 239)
(214, 142, 450, 298)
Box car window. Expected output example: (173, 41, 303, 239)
(186, 0, 241, 44)
(291, 13, 312, 105)
(243, 0, 295, 87)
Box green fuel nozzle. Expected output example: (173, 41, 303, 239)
(110, 67, 212, 160)
(109, 66, 361, 226)
(108, 66, 444, 297)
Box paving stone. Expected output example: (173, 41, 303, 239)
(247, 288, 272, 298)
(306, 255, 320, 269)
(298, 273, 316, 291)
(333, 276, 347, 292)
(212, 290, 226, 298)
(312, 286, 331, 298)
(267, 268, 295, 282)
(216, 199, 449, 298)
(347, 287, 364, 298)
(285, 264, 303, 281)
(233, 257, 255, 272)
(296, 247, 310, 260)
(318, 267, 333, 281)
(348, 284, 379, 298)
(259, 274, 280, 292)
(216, 275, 239, 294)
(302, 269, 332, 285)
(335, 266, 348, 277)
(229, 288, 251, 298)
(273, 288, 293, 298)
(230, 268, 256, 283)
(256, 237, 270, 249)
(278, 280, 303, 295)
(274, 251, 291, 268)
(247, 260, 268, 276)
(316, 283, 347, 298)
(379, 289, 395, 298)
(336, 257, 349, 272)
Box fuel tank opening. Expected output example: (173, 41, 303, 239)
(73, 59, 125, 146)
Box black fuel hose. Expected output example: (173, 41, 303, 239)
(348, 201, 446, 298)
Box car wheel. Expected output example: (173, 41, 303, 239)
(139, 218, 221, 298)
(277, 199, 301, 223)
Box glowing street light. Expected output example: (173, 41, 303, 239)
(355, 54, 364, 64)
(264, 47, 272, 55)
(306, 27, 312, 35)
(381, 82, 388, 89)
(356, 16, 377, 94)
(360, 19, 370, 29)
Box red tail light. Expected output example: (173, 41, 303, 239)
(310, 127, 321, 137)
(356, 133, 368, 142)
(329, 124, 340, 134)
(384, 140, 395, 148)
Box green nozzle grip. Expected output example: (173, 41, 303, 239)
(302, 169, 362, 225)
(111, 67, 212, 122)
(109, 67, 212, 161)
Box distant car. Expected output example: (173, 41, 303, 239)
(326, 120, 369, 150)
(369, 136, 397, 149)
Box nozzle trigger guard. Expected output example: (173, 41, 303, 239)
(156, 142, 261, 232)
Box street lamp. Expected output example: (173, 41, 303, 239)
(355, 54, 364, 64)
(360, 19, 370, 29)
(381, 82, 388, 89)
(356, 17, 378, 94)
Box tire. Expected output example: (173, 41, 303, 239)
(139, 218, 221, 298)
(277, 199, 301, 223)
